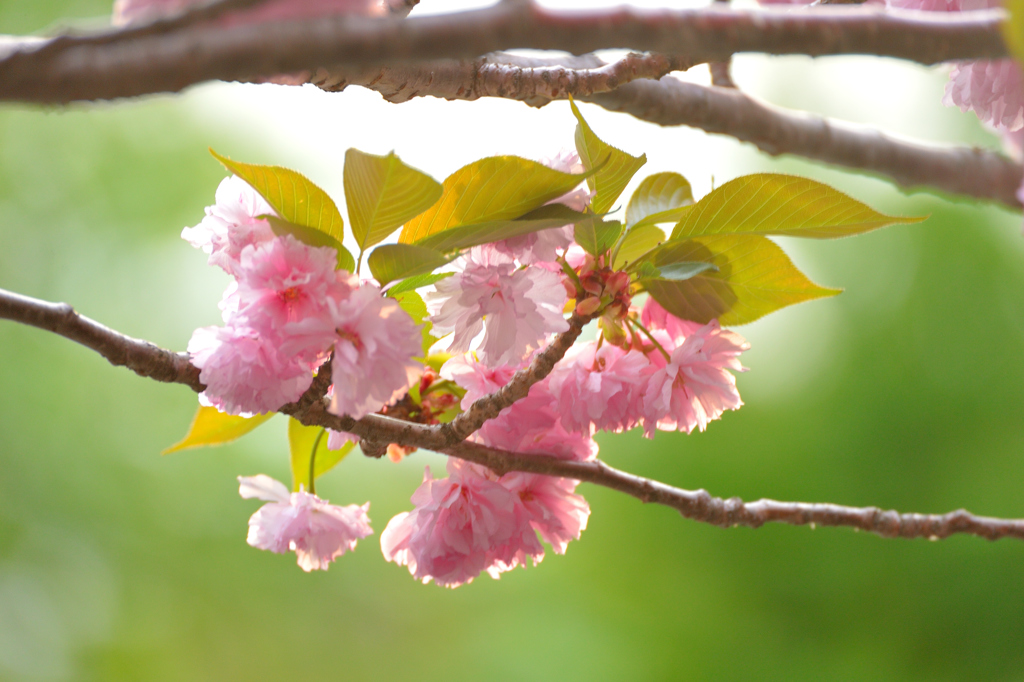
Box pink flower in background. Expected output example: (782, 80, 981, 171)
(427, 247, 569, 366)
(285, 285, 422, 419)
(238, 475, 372, 572)
(944, 60, 1024, 132)
(547, 341, 651, 434)
(642, 320, 749, 436)
(228, 235, 353, 356)
(499, 472, 590, 554)
(380, 460, 543, 587)
(181, 176, 276, 276)
(188, 325, 316, 415)
(640, 297, 705, 342)
(113, 0, 384, 27)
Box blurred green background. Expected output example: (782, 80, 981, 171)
(3, 1, 1024, 680)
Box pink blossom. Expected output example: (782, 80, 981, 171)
(113, 0, 384, 27)
(943, 60, 1024, 132)
(285, 285, 422, 419)
(547, 341, 651, 434)
(188, 325, 315, 415)
(380, 460, 543, 587)
(427, 247, 569, 366)
(640, 297, 705, 342)
(181, 176, 276, 276)
(642, 320, 750, 436)
(226, 235, 354, 359)
(238, 475, 372, 572)
(499, 472, 590, 554)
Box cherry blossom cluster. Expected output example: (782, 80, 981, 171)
(182, 150, 750, 586)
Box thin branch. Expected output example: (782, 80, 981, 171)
(440, 312, 593, 445)
(442, 441, 1024, 542)
(585, 78, 1024, 207)
(0, 287, 203, 391)
(0, 5, 1009, 103)
(303, 56, 1023, 207)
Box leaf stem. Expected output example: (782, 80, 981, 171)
(627, 316, 671, 362)
(308, 427, 326, 495)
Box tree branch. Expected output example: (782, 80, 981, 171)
(0, 287, 203, 391)
(305, 56, 1022, 207)
(0, 5, 1008, 103)
(4, 284, 1024, 543)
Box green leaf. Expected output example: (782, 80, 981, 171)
(612, 223, 664, 270)
(575, 218, 623, 256)
(569, 97, 647, 215)
(367, 243, 449, 287)
(394, 290, 436, 356)
(656, 261, 719, 281)
(288, 418, 354, 492)
(671, 174, 924, 241)
(266, 216, 355, 272)
(385, 272, 453, 297)
(399, 156, 591, 243)
(625, 172, 693, 228)
(344, 149, 442, 252)
(210, 149, 347, 247)
(639, 235, 840, 325)
(163, 406, 274, 454)
(414, 204, 589, 253)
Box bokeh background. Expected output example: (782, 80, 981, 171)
(2, 0, 1024, 679)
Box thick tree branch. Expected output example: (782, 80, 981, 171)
(0, 287, 203, 391)
(0, 5, 1008, 103)
(306, 56, 1022, 207)
(4, 284, 1024, 543)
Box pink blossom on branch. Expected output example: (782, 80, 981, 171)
(227, 235, 355, 357)
(642, 320, 750, 437)
(944, 60, 1024, 132)
(427, 247, 569, 367)
(285, 285, 422, 419)
(188, 325, 316, 415)
(181, 175, 276, 277)
(498, 472, 590, 554)
(380, 460, 543, 587)
(238, 474, 373, 572)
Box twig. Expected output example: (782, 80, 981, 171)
(440, 312, 593, 445)
(0, 5, 1009, 103)
(3, 284, 1024, 543)
(443, 441, 1024, 542)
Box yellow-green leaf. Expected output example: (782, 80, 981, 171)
(344, 149, 442, 252)
(414, 204, 588, 253)
(266, 216, 355, 272)
(385, 272, 453, 297)
(367, 243, 449, 287)
(163, 405, 274, 454)
(569, 97, 647, 215)
(640, 235, 840, 325)
(671, 174, 924, 241)
(399, 156, 591, 243)
(1005, 0, 1024, 62)
(288, 418, 354, 492)
(625, 172, 693, 228)
(394, 290, 436, 357)
(210, 149, 346, 246)
(613, 223, 664, 270)
(575, 218, 623, 256)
